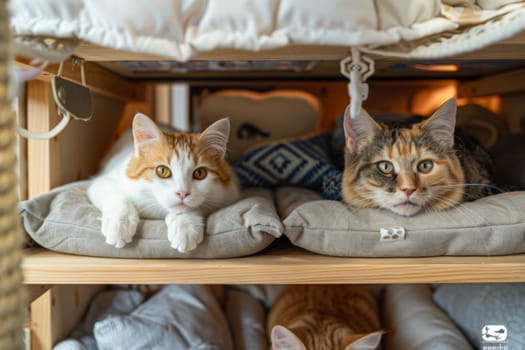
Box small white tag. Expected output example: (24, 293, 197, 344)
(380, 227, 406, 241)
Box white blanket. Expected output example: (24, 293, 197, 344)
(9, 0, 525, 61)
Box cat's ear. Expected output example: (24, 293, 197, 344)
(344, 331, 383, 350)
(132, 113, 163, 157)
(422, 98, 457, 147)
(271, 325, 305, 350)
(199, 117, 230, 158)
(343, 105, 379, 153)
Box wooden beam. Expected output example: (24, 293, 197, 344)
(15, 57, 147, 102)
(22, 248, 525, 284)
(71, 31, 525, 62)
(26, 81, 61, 198)
(30, 285, 104, 350)
(458, 68, 525, 97)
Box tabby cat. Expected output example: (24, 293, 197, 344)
(342, 98, 495, 216)
(87, 113, 240, 252)
(267, 285, 383, 350)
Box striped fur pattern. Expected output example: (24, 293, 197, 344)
(342, 98, 495, 216)
(268, 285, 382, 350)
(87, 114, 240, 252)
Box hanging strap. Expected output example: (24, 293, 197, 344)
(16, 57, 92, 139)
(340, 47, 375, 118)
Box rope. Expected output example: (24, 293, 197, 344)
(0, 1, 26, 349)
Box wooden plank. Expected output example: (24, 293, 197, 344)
(72, 32, 525, 62)
(26, 81, 61, 198)
(30, 289, 53, 350)
(15, 57, 147, 102)
(16, 84, 28, 201)
(22, 248, 525, 284)
(153, 84, 172, 124)
(458, 68, 525, 97)
(29, 285, 103, 350)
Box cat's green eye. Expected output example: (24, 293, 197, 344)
(417, 160, 434, 173)
(193, 167, 208, 180)
(155, 165, 172, 179)
(377, 161, 394, 175)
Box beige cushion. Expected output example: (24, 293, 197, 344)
(19, 181, 282, 258)
(198, 89, 321, 162)
(384, 284, 473, 350)
(279, 187, 525, 257)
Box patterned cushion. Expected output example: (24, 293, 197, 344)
(235, 132, 339, 194)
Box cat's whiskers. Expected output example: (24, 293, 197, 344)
(430, 183, 504, 193)
(424, 193, 484, 225)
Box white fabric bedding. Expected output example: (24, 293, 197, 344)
(9, 0, 525, 61)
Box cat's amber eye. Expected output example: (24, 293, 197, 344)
(155, 165, 172, 179)
(417, 160, 434, 173)
(377, 161, 394, 175)
(192, 167, 208, 180)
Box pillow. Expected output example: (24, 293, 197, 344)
(198, 89, 321, 162)
(384, 284, 473, 350)
(94, 285, 233, 350)
(19, 181, 283, 258)
(225, 289, 268, 350)
(279, 187, 525, 257)
(234, 132, 342, 200)
(433, 283, 525, 349)
(53, 289, 144, 350)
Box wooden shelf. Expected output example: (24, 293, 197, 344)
(74, 32, 525, 61)
(22, 247, 525, 285)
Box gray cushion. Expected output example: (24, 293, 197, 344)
(53, 289, 145, 350)
(433, 283, 525, 349)
(224, 289, 267, 350)
(94, 285, 233, 350)
(19, 181, 282, 258)
(279, 187, 525, 257)
(384, 284, 473, 350)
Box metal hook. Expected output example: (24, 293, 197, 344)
(340, 47, 375, 118)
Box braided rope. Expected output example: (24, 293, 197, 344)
(0, 2, 26, 350)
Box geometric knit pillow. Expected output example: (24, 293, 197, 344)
(235, 132, 340, 196)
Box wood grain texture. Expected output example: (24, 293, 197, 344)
(73, 32, 525, 62)
(26, 81, 61, 198)
(29, 285, 103, 350)
(22, 248, 525, 284)
(15, 57, 147, 101)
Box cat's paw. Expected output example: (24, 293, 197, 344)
(100, 204, 140, 248)
(165, 212, 204, 253)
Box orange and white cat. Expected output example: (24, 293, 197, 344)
(87, 114, 240, 252)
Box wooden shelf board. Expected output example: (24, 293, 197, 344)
(73, 32, 525, 62)
(23, 247, 525, 285)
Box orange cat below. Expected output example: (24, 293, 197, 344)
(267, 285, 383, 350)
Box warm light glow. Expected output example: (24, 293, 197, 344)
(410, 64, 459, 72)
(410, 83, 458, 116)
(457, 96, 502, 116)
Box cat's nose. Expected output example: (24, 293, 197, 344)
(176, 191, 190, 199)
(402, 188, 416, 197)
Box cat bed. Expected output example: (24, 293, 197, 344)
(278, 187, 525, 257)
(19, 181, 283, 258)
(384, 284, 473, 350)
(10, 1, 525, 61)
